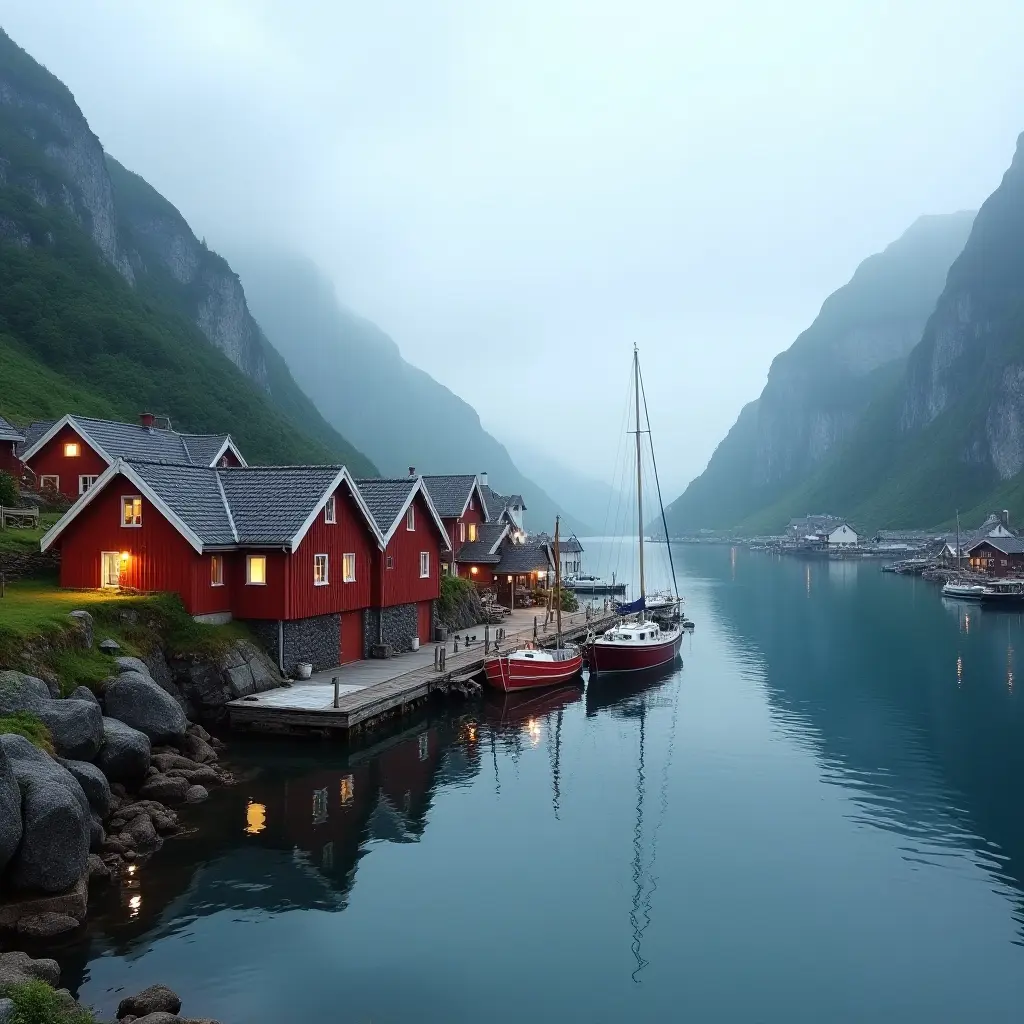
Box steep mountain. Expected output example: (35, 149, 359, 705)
(748, 131, 1024, 531)
(0, 28, 375, 472)
(229, 249, 592, 534)
(663, 211, 975, 534)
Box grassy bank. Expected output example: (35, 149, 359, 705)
(0, 513, 60, 557)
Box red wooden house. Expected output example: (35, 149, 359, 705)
(0, 416, 24, 478)
(422, 473, 490, 572)
(966, 537, 1024, 576)
(19, 413, 245, 500)
(455, 524, 553, 606)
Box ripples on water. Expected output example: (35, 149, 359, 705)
(51, 543, 1024, 1022)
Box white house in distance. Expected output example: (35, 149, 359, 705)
(827, 523, 858, 547)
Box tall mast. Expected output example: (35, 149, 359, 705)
(956, 510, 961, 571)
(554, 515, 563, 647)
(634, 345, 646, 608)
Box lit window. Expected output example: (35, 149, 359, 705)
(211, 554, 224, 586)
(343, 553, 356, 582)
(386, 555, 394, 569)
(247, 554, 267, 585)
(121, 496, 142, 527)
(459, 522, 465, 543)
(406, 506, 415, 531)
(468, 523, 478, 542)
(325, 495, 336, 524)
(78, 475, 98, 495)
(314, 553, 329, 586)
(420, 551, 430, 577)
(340, 775, 354, 805)
(63, 442, 80, 457)
(40, 475, 59, 491)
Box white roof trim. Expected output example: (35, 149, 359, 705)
(21, 415, 113, 467)
(461, 478, 490, 522)
(210, 436, 248, 469)
(41, 459, 205, 554)
(215, 472, 239, 543)
(381, 477, 453, 551)
(488, 523, 511, 554)
(290, 467, 386, 552)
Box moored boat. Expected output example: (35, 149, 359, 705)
(941, 581, 987, 600)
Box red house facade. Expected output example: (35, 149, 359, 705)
(20, 413, 245, 500)
(0, 416, 24, 479)
(422, 474, 490, 572)
(966, 537, 1024, 576)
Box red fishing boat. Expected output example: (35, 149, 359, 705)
(588, 345, 684, 676)
(484, 516, 582, 692)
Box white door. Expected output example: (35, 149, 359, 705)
(101, 551, 120, 588)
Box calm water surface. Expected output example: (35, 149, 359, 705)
(55, 543, 1024, 1022)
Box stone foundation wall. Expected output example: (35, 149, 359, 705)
(0, 548, 60, 581)
(248, 615, 340, 675)
(362, 603, 425, 657)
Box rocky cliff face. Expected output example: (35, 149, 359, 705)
(663, 212, 974, 533)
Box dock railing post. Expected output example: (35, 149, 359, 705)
(533, 615, 538, 638)
(333, 676, 340, 709)
(484, 625, 490, 653)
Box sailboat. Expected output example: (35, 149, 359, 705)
(587, 346, 684, 675)
(483, 516, 584, 691)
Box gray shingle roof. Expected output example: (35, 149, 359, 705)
(479, 484, 506, 514)
(129, 462, 237, 546)
(180, 434, 231, 466)
(456, 522, 508, 564)
(355, 478, 418, 535)
(422, 475, 481, 519)
(17, 420, 53, 456)
(0, 415, 24, 443)
(495, 542, 553, 574)
(967, 536, 1024, 555)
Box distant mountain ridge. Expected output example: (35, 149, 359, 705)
(228, 249, 592, 535)
(0, 27, 375, 472)
(663, 211, 976, 534)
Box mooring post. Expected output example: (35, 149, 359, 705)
(484, 625, 490, 653)
(332, 676, 340, 709)
(533, 615, 538, 638)
(440, 647, 446, 670)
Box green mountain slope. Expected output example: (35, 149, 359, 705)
(229, 249, 592, 534)
(0, 28, 376, 473)
(663, 212, 975, 534)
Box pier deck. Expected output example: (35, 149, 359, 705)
(228, 606, 617, 736)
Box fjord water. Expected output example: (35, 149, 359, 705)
(68, 543, 1024, 1022)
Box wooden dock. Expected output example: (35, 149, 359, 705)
(227, 608, 617, 737)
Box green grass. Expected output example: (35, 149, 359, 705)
(0, 979, 97, 1024)
(0, 512, 60, 556)
(0, 711, 54, 754)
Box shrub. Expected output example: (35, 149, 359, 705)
(0, 711, 54, 755)
(0, 470, 18, 507)
(0, 979, 97, 1023)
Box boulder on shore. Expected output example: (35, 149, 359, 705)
(0, 735, 90, 893)
(105, 672, 188, 743)
(56, 757, 112, 816)
(0, 741, 23, 876)
(116, 983, 182, 1019)
(36, 698, 103, 761)
(69, 685, 100, 707)
(139, 774, 190, 805)
(0, 950, 60, 988)
(66, 610, 94, 649)
(15, 912, 80, 938)
(95, 717, 151, 784)
(0, 671, 51, 714)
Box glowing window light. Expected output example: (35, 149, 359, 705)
(245, 801, 267, 835)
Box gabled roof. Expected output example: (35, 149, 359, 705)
(41, 459, 381, 554)
(455, 523, 510, 564)
(354, 477, 452, 550)
(494, 542, 553, 574)
(0, 415, 24, 443)
(966, 536, 1024, 555)
(19, 414, 247, 469)
(422, 475, 490, 521)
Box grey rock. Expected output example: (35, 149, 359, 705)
(99, 638, 121, 652)
(185, 784, 209, 804)
(87, 852, 111, 881)
(0, 740, 22, 875)
(0, 950, 60, 988)
(152, 752, 200, 773)
(70, 685, 100, 706)
(127, 813, 158, 848)
(117, 983, 182, 1019)
(36, 699, 103, 760)
(177, 732, 218, 765)
(57, 757, 112, 816)
(0, 997, 13, 1024)
(105, 673, 188, 743)
(139, 774, 190, 804)
(0, 670, 51, 714)
(89, 813, 105, 852)
(131, 1014, 182, 1024)
(114, 656, 153, 678)
(96, 717, 151, 783)
(0, 734, 90, 892)
(168, 765, 219, 786)
(16, 911, 80, 937)
(67, 609, 94, 649)
(187, 722, 212, 742)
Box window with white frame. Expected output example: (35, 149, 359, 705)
(247, 554, 267, 585)
(419, 551, 430, 578)
(468, 523, 478, 542)
(314, 553, 329, 586)
(325, 495, 336, 524)
(40, 475, 59, 491)
(386, 555, 394, 569)
(459, 522, 465, 542)
(406, 506, 415, 531)
(469, 497, 475, 510)
(342, 553, 356, 582)
(211, 554, 224, 586)
(63, 442, 80, 457)
(121, 496, 142, 527)
(78, 475, 98, 495)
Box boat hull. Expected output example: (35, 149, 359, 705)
(588, 630, 683, 675)
(483, 651, 584, 692)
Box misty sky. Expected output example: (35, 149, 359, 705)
(5, 1, 1024, 494)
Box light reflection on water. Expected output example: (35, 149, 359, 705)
(58, 542, 1024, 1023)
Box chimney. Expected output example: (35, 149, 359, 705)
(1003, 509, 1010, 529)
(408, 466, 416, 478)
(139, 412, 155, 429)
(480, 471, 488, 486)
